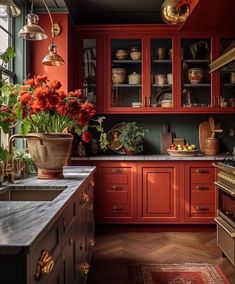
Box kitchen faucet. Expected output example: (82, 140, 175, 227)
(7, 134, 43, 183)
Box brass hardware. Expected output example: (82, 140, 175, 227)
(161, 0, 190, 25)
(112, 185, 123, 190)
(89, 179, 95, 188)
(111, 169, 122, 174)
(112, 206, 124, 211)
(80, 192, 89, 205)
(90, 239, 95, 247)
(80, 261, 90, 275)
(35, 250, 54, 281)
(196, 169, 209, 174)
(195, 186, 209, 190)
(196, 205, 209, 211)
(80, 240, 85, 250)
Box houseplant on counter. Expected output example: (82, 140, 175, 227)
(0, 74, 108, 179)
(119, 122, 147, 155)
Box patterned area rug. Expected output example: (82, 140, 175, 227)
(129, 263, 231, 284)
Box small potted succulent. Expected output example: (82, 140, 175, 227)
(119, 122, 146, 155)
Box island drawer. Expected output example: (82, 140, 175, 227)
(190, 167, 214, 183)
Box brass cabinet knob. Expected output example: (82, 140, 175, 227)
(112, 185, 123, 190)
(112, 205, 124, 211)
(196, 205, 209, 211)
(80, 192, 89, 205)
(35, 250, 54, 280)
(196, 169, 209, 174)
(90, 239, 95, 247)
(111, 169, 122, 174)
(80, 261, 90, 275)
(80, 240, 85, 250)
(195, 185, 209, 190)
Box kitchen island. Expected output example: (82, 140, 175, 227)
(0, 166, 95, 284)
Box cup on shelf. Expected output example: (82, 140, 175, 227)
(112, 68, 126, 84)
(156, 47, 167, 60)
(115, 49, 128, 60)
(167, 73, 173, 84)
(154, 74, 167, 86)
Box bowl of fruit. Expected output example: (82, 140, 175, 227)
(167, 143, 198, 156)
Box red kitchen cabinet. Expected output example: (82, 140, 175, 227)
(97, 162, 137, 223)
(137, 162, 180, 223)
(183, 161, 216, 223)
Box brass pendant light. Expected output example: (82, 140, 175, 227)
(161, 0, 190, 25)
(0, 0, 21, 17)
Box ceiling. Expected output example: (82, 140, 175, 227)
(32, 0, 235, 29)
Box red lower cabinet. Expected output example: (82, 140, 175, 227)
(183, 162, 216, 223)
(138, 162, 180, 223)
(97, 162, 137, 223)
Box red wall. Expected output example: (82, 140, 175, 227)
(30, 13, 69, 92)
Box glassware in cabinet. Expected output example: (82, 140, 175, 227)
(180, 38, 212, 109)
(111, 39, 142, 108)
(219, 38, 235, 109)
(150, 38, 173, 109)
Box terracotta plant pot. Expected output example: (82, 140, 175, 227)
(26, 133, 73, 179)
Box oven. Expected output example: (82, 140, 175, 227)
(213, 160, 235, 265)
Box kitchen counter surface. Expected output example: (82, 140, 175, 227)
(71, 154, 232, 161)
(0, 166, 95, 250)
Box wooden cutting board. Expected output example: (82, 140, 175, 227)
(160, 123, 173, 154)
(199, 119, 211, 153)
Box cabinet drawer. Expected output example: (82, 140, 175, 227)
(102, 168, 130, 184)
(103, 192, 128, 204)
(191, 184, 214, 191)
(191, 204, 215, 214)
(103, 204, 131, 216)
(103, 184, 129, 192)
(191, 191, 214, 203)
(191, 167, 214, 183)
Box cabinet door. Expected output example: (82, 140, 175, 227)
(138, 162, 180, 222)
(97, 162, 137, 222)
(107, 36, 145, 112)
(179, 37, 213, 112)
(78, 35, 105, 113)
(148, 37, 176, 111)
(184, 162, 216, 223)
(218, 38, 235, 112)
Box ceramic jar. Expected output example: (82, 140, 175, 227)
(112, 68, 126, 84)
(204, 138, 219, 156)
(188, 68, 204, 84)
(154, 74, 167, 86)
(130, 47, 141, 60)
(115, 49, 128, 60)
(128, 72, 141, 84)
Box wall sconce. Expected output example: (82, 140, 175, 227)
(18, 0, 64, 66)
(0, 0, 21, 17)
(161, 0, 190, 25)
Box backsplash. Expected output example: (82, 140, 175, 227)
(98, 114, 235, 155)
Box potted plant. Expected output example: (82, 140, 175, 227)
(119, 122, 147, 154)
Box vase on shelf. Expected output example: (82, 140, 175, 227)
(26, 133, 73, 179)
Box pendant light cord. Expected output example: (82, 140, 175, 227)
(42, 0, 55, 44)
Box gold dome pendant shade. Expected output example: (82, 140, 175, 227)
(0, 0, 21, 17)
(18, 13, 47, 40)
(161, 0, 190, 25)
(42, 44, 64, 66)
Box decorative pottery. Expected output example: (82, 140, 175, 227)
(26, 133, 73, 179)
(204, 137, 219, 156)
(115, 49, 128, 60)
(154, 74, 167, 86)
(188, 68, 203, 84)
(156, 47, 167, 60)
(161, 100, 173, 108)
(128, 72, 141, 84)
(130, 47, 141, 60)
(112, 68, 126, 84)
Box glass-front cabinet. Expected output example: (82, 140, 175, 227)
(180, 38, 212, 110)
(109, 38, 143, 110)
(219, 38, 235, 109)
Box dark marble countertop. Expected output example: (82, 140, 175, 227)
(71, 154, 232, 161)
(0, 166, 95, 250)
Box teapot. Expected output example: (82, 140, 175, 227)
(190, 41, 209, 59)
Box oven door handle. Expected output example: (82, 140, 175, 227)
(215, 217, 235, 237)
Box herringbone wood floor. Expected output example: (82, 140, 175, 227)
(87, 229, 235, 284)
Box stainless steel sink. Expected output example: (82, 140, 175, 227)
(0, 186, 66, 201)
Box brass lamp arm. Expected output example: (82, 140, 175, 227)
(42, 0, 55, 41)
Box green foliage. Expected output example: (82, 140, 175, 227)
(0, 146, 10, 162)
(119, 122, 147, 154)
(0, 47, 16, 67)
(13, 147, 36, 174)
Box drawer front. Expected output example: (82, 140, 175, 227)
(103, 191, 128, 204)
(103, 184, 129, 192)
(28, 219, 61, 283)
(191, 167, 214, 183)
(102, 167, 130, 184)
(191, 191, 214, 204)
(102, 204, 131, 217)
(191, 203, 214, 214)
(191, 184, 214, 191)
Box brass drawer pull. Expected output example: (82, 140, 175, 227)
(112, 185, 123, 190)
(196, 169, 209, 174)
(35, 250, 54, 280)
(196, 205, 209, 211)
(80, 192, 89, 205)
(90, 239, 95, 247)
(112, 206, 123, 211)
(111, 169, 123, 174)
(80, 240, 85, 250)
(195, 186, 209, 190)
(80, 261, 90, 275)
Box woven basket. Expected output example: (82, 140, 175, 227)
(167, 149, 198, 157)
